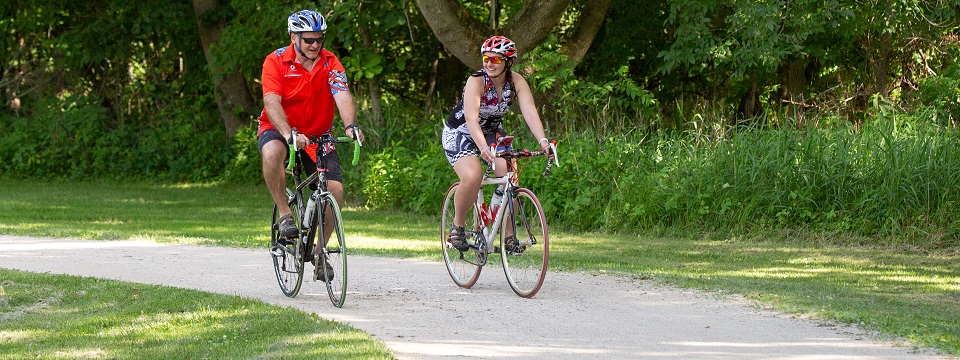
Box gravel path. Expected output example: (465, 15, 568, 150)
(0, 235, 949, 359)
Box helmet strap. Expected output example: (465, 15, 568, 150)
(294, 33, 319, 62)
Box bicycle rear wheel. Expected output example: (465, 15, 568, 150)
(440, 182, 482, 288)
(317, 193, 347, 308)
(271, 188, 305, 297)
(500, 187, 548, 298)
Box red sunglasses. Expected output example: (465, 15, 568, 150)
(482, 55, 506, 65)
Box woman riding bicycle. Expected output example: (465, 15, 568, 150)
(441, 35, 552, 252)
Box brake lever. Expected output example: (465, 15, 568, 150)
(550, 141, 559, 167)
(490, 143, 497, 171)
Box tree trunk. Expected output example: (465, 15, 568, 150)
(359, 27, 383, 127)
(415, 0, 574, 67)
(737, 75, 760, 122)
(425, 57, 439, 113)
(780, 57, 805, 123)
(557, 0, 612, 64)
(865, 0, 893, 101)
(502, 0, 573, 51)
(873, 0, 892, 98)
(193, 0, 254, 138)
(490, 0, 499, 29)
(414, 0, 488, 67)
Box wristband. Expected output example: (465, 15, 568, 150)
(538, 138, 549, 145)
(345, 123, 358, 132)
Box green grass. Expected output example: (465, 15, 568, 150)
(0, 179, 958, 355)
(0, 269, 393, 359)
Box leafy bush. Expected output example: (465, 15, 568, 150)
(916, 66, 960, 126)
(523, 48, 660, 134)
(0, 93, 229, 182)
(360, 140, 452, 213)
(362, 141, 415, 209)
(222, 124, 263, 184)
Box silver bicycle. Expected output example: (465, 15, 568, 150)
(440, 136, 558, 298)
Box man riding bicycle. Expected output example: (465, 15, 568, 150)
(257, 10, 364, 270)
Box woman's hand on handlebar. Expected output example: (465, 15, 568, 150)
(538, 139, 555, 161)
(479, 146, 495, 163)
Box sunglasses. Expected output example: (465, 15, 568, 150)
(482, 55, 506, 65)
(300, 36, 323, 45)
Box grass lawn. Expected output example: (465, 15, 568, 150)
(0, 269, 393, 359)
(0, 179, 958, 356)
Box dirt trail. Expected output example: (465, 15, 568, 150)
(0, 236, 949, 359)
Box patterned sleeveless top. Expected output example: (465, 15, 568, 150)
(445, 70, 514, 135)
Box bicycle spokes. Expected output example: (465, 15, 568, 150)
(515, 198, 539, 247)
(500, 188, 548, 298)
(440, 182, 483, 288)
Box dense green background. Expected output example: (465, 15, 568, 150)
(2, 1, 959, 244)
(1, 2, 959, 355)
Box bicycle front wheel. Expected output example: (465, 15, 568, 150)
(317, 193, 347, 308)
(271, 188, 305, 297)
(500, 187, 549, 298)
(440, 182, 482, 288)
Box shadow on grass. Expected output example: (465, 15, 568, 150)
(0, 269, 393, 359)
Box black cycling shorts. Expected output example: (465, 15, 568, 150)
(257, 129, 343, 183)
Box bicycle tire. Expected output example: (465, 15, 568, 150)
(440, 182, 482, 288)
(500, 187, 549, 298)
(271, 188, 305, 297)
(315, 193, 347, 308)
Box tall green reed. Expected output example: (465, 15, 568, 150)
(358, 98, 960, 249)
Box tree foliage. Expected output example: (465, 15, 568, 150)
(655, 0, 960, 123)
(1, 0, 959, 182)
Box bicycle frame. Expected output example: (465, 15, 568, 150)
(288, 133, 346, 249)
(472, 174, 513, 253)
(273, 128, 356, 306)
(440, 137, 556, 297)
(470, 138, 558, 254)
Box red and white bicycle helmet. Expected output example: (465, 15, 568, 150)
(480, 36, 517, 59)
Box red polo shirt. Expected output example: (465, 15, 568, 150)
(257, 44, 348, 143)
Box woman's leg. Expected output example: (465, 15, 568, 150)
(452, 156, 484, 227)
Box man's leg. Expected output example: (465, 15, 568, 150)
(261, 139, 291, 216)
(260, 136, 298, 239)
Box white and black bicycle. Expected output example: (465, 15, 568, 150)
(440, 136, 558, 298)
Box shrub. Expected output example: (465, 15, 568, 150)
(916, 66, 960, 126)
(0, 93, 229, 182)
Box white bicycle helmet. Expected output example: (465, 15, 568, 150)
(287, 10, 326, 34)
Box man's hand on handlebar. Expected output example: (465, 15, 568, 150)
(345, 124, 364, 145)
(288, 132, 309, 150)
